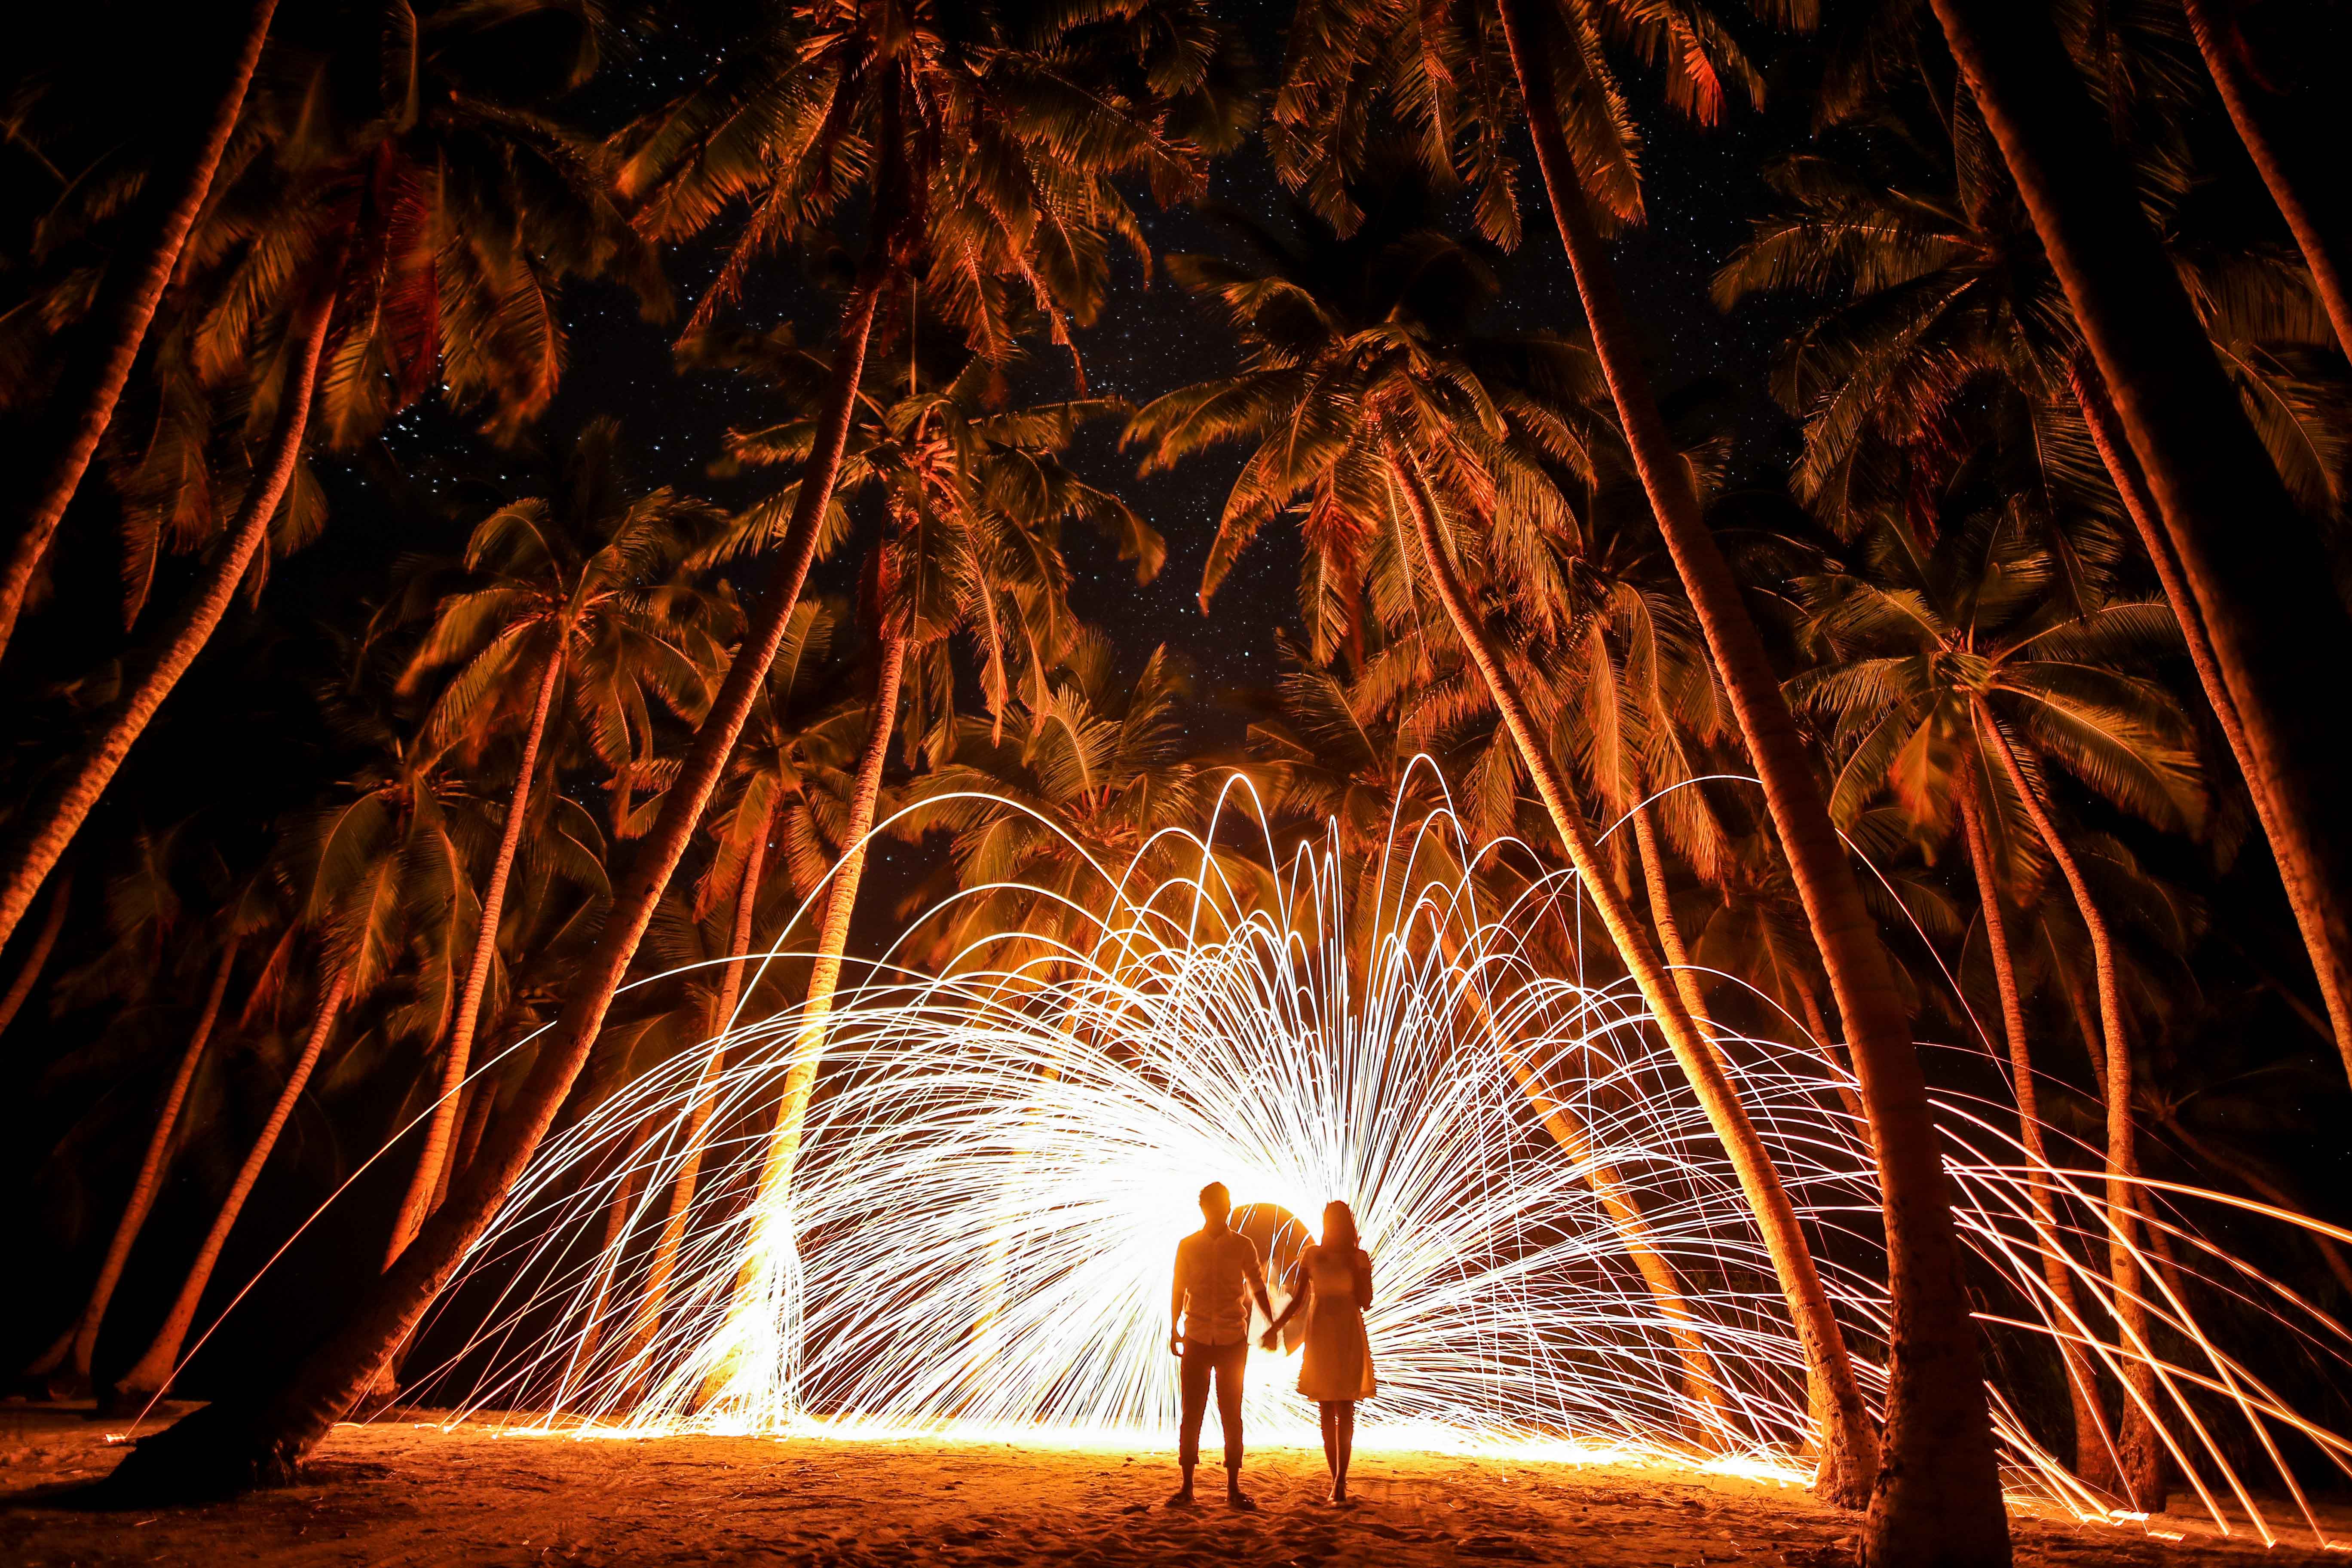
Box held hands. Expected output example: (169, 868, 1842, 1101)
(1258, 1328, 1280, 1351)
(1168, 1331, 1183, 1359)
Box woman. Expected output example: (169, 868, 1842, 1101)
(1262, 1200, 1375, 1502)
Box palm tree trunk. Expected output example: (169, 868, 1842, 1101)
(0, 0, 279, 665)
(2180, 0, 2352, 362)
(2047, 938, 2107, 1104)
(452, 1072, 496, 1178)
(1972, 701, 2164, 1510)
(360, 655, 566, 1408)
(1491, 0, 2003, 1545)
(1435, 918, 1735, 1437)
(383, 649, 564, 1271)
(1929, 0, 2352, 1105)
(1957, 778, 2117, 1493)
(23, 938, 237, 1395)
(2070, 363, 2352, 1073)
(0, 864, 72, 1045)
(426, 1083, 469, 1214)
(697, 633, 906, 1411)
(562, 1110, 660, 1400)
(1631, 805, 1712, 1026)
(1791, 972, 1869, 1129)
(968, 1052, 1064, 1391)
(1387, 441, 1878, 1501)
(0, 273, 338, 956)
(111, 963, 350, 1404)
(105, 270, 886, 1496)
(612, 808, 773, 1384)
(1499, 1014, 1738, 1441)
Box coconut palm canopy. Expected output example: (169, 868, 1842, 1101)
(2, 2, 2349, 1563)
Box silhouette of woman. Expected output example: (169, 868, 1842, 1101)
(1263, 1200, 1375, 1502)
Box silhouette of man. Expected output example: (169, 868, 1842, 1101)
(1167, 1180, 1274, 1509)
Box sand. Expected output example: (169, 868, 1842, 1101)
(1, 1404, 2341, 1567)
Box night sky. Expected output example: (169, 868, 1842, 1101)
(360, 2, 1817, 713)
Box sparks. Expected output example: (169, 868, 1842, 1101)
(407, 779, 2352, 1550)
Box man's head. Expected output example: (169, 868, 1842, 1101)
(1198, 1182, 1231, 1227)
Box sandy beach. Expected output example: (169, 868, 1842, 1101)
(0, 1405, 2339, 1567)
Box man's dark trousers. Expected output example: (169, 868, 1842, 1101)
(1178, 1340, 1248, 1470)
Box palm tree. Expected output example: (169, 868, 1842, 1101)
(1271, 6, 2006, 1538)
(374, 422, 725, 1277)
(22, 870, 277, 1398)
(108, 1, 1246, 1488)
(0, 0, 661, 959)
(1250, 650, 1741, 1443)
(0, 0, 279, 663)
(2179, 0, 2352, 363)
(1953, 767, 2114, 1492)
(689, 330, 1159, 1398)
(1125, 211, 1880, 1497)
(1789, 508, 2206, 1508)
(894, 631, 1266, 968)
(0, 862, 72, 1045)
(1923, 0, 2352, 1121)
(111, 735, 469, 1406)
(1712, 116, 2352, 1067)
(597, 597, 860, 1377)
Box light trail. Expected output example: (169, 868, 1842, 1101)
(406, 779, 2352, 1548)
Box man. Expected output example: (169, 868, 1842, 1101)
(1168, 1181, 1274, 1509)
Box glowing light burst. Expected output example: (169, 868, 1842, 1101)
(416, 781, 2352, 1548)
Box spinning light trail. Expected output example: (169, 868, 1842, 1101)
(412, 778, 2352, 1548)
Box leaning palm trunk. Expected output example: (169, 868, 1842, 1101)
(1492, 0, 2004, 1544)
(360, 653, 567, 1405)
(1630, 806, 1714, 1029)
(1973, 704, 2163, 1510)
(1388, 443, 1876, 1495)
(612, 808, 774, 1387)
(965, 1057, 1063, 1396)
(2069, 362, 2352, 1068)
(1433, 913, 1733, 1429)
(554, 1111, 662, 1417)
(107, 273, 887, 1497)
(0, 0, 279, 664)
(383, 650, 564, 1271)
(696, 633, 906, 1409)
(2180, 0, 2352, 362)
(111, 964, 351, 1405)
(0, 864, 72, 1043)
(1928, 0, 2352, 1110)
(1957, 780, 2118, 1493)
(1508, 1049, 1737, 1440)
(1791, 975, 1870, 1129)
(451, 1074, 496, 1178)
(24, 939, 238, 1395)
(0, 277, 339, 956)
(1442, 915, 1736, 1441)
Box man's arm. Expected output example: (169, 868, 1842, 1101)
(1170, 1240, 1187, 1357)
(1243, 1240, 1274, 1320)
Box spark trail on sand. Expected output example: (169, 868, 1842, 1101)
(415, 778, 2352, 1549)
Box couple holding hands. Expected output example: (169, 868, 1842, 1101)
(1167, 1182, 1376, 1509)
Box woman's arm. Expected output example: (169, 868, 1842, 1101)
(1353, 1250, 1373, 1309)
(1260, 1257, 1311, 1348)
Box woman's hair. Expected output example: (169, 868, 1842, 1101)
(1322, 1199, 1360, 1253)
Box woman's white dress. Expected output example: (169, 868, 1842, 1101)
(1295, 1243, 1377, 1402)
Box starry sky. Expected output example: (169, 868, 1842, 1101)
(379, 3, 1820, 711)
